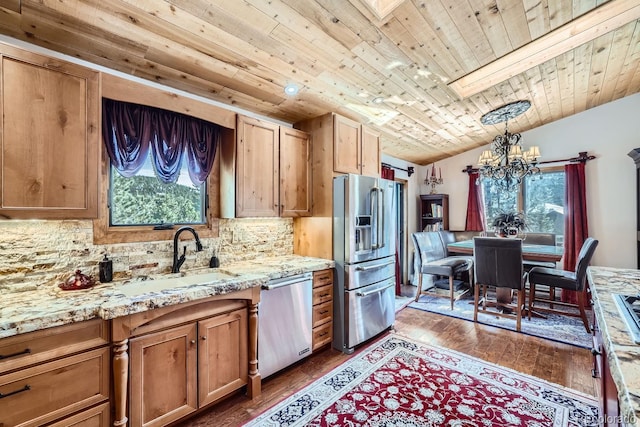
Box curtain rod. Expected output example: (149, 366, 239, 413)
(382, 162, 414, 176)
(461, 151, 595, 173)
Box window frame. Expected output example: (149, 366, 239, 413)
(93, 146, 221, 244)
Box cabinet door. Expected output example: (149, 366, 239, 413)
(129, 324, 198, 427)
(333, 115, 361, 174)
(236, 115, 280, 217)
(198, 308, 248, 407)
(361, 126, 380, 177)
(280, 127, 312, 217)
(0, 44, 99, 219)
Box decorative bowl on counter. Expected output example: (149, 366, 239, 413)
(58, 270, 96, 291)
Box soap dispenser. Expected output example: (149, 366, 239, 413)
(99, 254, 113, 283)
(209, 249, 220, 268)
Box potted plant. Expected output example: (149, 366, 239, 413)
(492, 212, 526, 238)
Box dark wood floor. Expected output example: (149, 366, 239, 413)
(175, 286, 598, 427)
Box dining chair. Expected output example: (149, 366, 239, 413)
(527, 237, 598, 332)
(412, 232, 473, 309)
(473, 237, 525, 331)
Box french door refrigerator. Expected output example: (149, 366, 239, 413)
(333, 173, 396, 354)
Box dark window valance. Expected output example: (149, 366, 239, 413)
(101, 98, 220, 186)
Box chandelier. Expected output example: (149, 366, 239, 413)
(477, 100, 541, 192)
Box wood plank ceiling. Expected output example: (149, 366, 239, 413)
(0, 0, 638, 165)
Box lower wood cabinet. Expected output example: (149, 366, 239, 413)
(112, 287, 260, 427)
(312, 269, 334, 351)
(0, 319, 110, 427)
(129, 308, 248, 427)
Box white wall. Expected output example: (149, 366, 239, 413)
(419, 93, 640, 268)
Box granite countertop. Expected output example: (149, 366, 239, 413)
(588, 266, 640, 426)
(0, 255, 334, 339)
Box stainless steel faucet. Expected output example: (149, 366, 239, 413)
(172, 226, 204, 273)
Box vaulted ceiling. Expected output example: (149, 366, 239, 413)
(0, 0, 638, 165)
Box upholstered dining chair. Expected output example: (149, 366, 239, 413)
(411, 232, 474, 309)
(473, 237, 525, 331)
(527, 237, 598, 333)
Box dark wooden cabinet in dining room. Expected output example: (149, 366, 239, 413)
(419, 194, 449, 231)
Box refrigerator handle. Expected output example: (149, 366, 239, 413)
(377, 187, 385, 249)
(370, 187, 379, 249)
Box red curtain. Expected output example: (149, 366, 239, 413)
(562, 162, 589, 303)
(380, 165, 401, 294)
(464, 172, 485, 231)
(381, 165, 394, 180)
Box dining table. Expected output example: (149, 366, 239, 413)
(447, 239, 564, 263)
(447, 239, 564, 308)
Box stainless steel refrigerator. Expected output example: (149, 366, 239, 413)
(333, 174, 396, 354)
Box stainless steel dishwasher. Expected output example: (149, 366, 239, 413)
(258, 272, 313, 378)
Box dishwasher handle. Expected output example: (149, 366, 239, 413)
(262, 273, 313, 290)
(356, 282, 394, 297)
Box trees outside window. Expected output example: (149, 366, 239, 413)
(109, 155, 205, 226)
(481, 167, 565, 240)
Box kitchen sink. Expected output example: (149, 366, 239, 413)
(113, 270, 240, 297)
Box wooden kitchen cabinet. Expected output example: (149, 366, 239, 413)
(0, 42, 99, 219)
(236, 115, 311, 217)
(279, 127, 312, 217)
(312, 269, 334, 351)
(333, 114, 380, 177)
(236, 115, 280, 217)
(0, 319, 110, 427)
(112, 288, 260, 427)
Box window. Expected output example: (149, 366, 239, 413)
(109, 155, 206, 226)
(481, 167, 566, 238)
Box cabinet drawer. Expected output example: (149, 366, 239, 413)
(0, 347, 110, 427)
(0, 319, 109, 374)
(312, 322, 332, 351)
(313, 269, 333, 288)
(47, 402, 111, 427)
(312, 300, 333, 328)
(313, 284, 333, 305)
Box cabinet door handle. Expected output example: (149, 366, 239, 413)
(201, 336, 207, 340)
(0, 348, 31, 360)
(190, 340, 196, 344)
(318, 332, 328, 337)
(319, 310, 329, 315)
(591, 348, 601, 356)
(0, 384, 30, 399)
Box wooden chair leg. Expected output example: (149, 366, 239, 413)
(473, 283, 480, 323)
(528, 283, 535, 321)
(549, 286, 555, 309)
(577, 289, 591, 333)
(449, 275, 454, 310)
(516, 289, 524, 332)
(414, 273, 423, 302)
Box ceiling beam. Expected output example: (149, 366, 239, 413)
(448, 0, 640, 99)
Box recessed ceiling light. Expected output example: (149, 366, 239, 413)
(284, 83, 299, 96)
(372, 97, 384, 104)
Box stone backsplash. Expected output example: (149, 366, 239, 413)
(0, 218, 293, 293)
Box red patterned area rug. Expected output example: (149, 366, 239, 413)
(244, 334, 599, 427)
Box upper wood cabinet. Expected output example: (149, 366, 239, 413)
(236, 115, 280, 217)
(0, 43, 99, 219)
(333, 114, 380, 177)
(361, 126, 381, 177)
(280, 127, 312, 217)
(236, 115, 311, 218)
